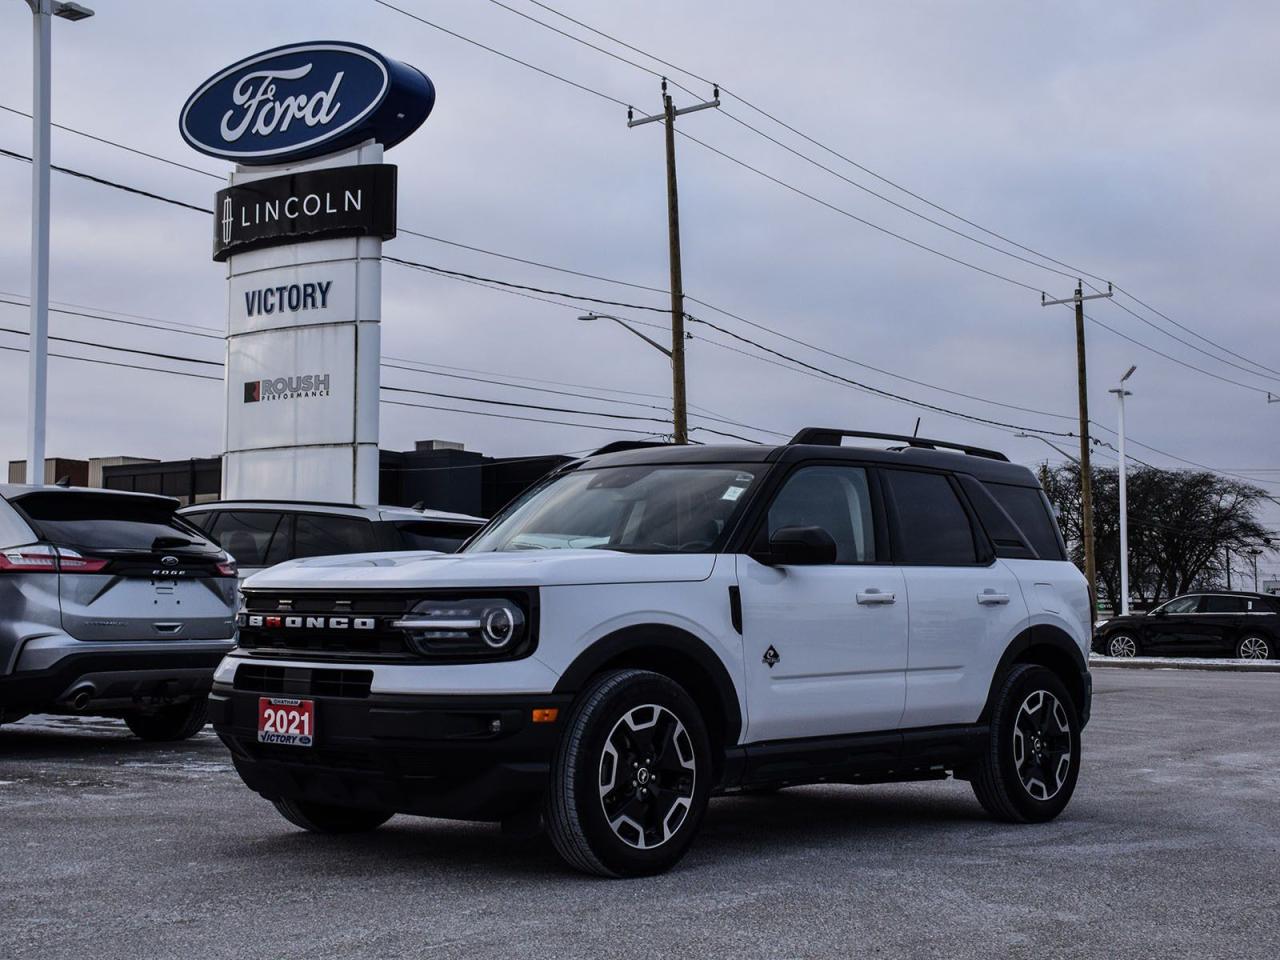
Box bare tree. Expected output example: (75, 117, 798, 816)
(1039, 463, 1272, 606)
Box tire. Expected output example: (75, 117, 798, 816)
(971, 664, 1082, 824)
(545, 669, 712, 878)
(124, 696, 209, 742)
(1106, 634, 1139, 658)
(1235, 635, 1273, 660)
(272, 798, 393, 834)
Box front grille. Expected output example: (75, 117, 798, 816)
(238, 591, 418, 661)
(233, 663, 373, 699)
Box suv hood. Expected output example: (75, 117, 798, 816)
(242, 549, 717, 591)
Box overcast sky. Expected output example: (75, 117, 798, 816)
(0, 1, 1276, 559)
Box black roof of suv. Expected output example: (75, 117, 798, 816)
(576, 428, 1041, 487)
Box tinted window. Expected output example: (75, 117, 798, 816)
(958, 476, 1034, 559)
(1202, 595, 1248, 613)
(293, 514, 378, 559)
(884, 470, 979, 565)
(391, 520, 481, 553)
(984, 482, 1066, 561)
(208, 511, 286, 566)
(1159, 596, 1200, 614)
(182, 511, 213, 532)
(765, 466, 875, 563)
(13, 491, 212, 552)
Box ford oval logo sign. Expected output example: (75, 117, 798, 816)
(180, 41, 434, 165)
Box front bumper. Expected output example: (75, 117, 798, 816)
(0, 641, 234, 714)
(210, 671, 571, 821)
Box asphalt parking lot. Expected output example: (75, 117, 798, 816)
(2, 667, 1277, 960)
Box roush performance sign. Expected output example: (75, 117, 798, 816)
(213, 164, 396, 261)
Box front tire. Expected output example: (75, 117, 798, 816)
(124, 696, 208, 742)
(546, 669, 712, 878)
(272, 798, 393, 834)
(1106, 634, 1139, 658)
(1236, 635, 1273, 660)
(971, 665, 1081, 823)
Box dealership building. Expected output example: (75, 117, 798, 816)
(9, 440, 569, 517)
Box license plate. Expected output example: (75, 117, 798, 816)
(257, 697, 315, 747)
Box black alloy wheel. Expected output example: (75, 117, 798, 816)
(971, 664, 1082, 823)
(546, 668, 712, 878)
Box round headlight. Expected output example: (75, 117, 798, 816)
(482, 605, 517, 648)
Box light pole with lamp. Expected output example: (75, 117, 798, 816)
(580, 313, 685, 439)
(19, 0, 94, 486)
(1109, 365, 1137, 615)
(1248, 546, 1263, 592)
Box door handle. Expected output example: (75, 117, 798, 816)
(977, 591, 1010, 605)
(857, 590, 896, 605)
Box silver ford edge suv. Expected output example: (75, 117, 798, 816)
(0, 484, 238, 739)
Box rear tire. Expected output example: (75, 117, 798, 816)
(545, 669, 712, 878)
(273, 798, 392, 834)
(971, 664, 1081, 823)
(1106, 634, 1139, 658)
(1236, 635, 1273, 660)
(124, 696, 208, 742)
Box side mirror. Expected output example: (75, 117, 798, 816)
(753, 525, 839, 566)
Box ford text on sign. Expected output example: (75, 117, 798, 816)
(180, 41, 434, 165)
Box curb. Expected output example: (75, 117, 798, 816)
(1090, 656, 1280, 674)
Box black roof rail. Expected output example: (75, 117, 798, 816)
(789, 428, 1010, 462)
(588, 440, 674, 457)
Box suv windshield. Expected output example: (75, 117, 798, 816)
(466, 464, 762, 554)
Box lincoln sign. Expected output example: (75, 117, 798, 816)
(213, 163, 397, 261)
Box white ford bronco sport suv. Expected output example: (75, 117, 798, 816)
(210, 429, 1092, 877)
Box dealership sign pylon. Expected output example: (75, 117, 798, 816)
(180, 42, 434, 503)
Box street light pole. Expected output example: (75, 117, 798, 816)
(20, 0, 94, 486)
(1109, 365, 1136, 616)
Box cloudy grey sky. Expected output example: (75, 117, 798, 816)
(1, 1, 1277, 554)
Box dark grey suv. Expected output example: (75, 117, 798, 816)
(0, 484, 238, 739)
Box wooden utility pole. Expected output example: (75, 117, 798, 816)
(628, 80, 719, 443)
(1042, 281, 1113, 611)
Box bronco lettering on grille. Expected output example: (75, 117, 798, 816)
(244, 614, 376, 630)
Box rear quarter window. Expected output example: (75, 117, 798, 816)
(983, 482, 1067, 561)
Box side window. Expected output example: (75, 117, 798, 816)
(209, 511, 285, 567)
(764, 465, 876, 563)
(390, 520, 482, 553)
(293, 514, 378, 559)
(181, 511, 213, 533)
(1201, 595, 1247, 614)
(984, 482, 1067, 561)
(884, 470, 980, 565)
(1160, 596, 1199, 614)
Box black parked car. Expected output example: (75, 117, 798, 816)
(1093, 592, 1278, 660)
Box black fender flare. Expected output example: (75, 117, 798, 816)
(981, 624, 1090, 726)
(552, 624, 743, 747)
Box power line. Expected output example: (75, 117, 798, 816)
(509, 1, 1280, 388)
(0, 295, 224, 340)
(369, 0, 629, 107)
(0, 102, 224, 180)
(0, 146, 213, 215)
(671, 129, 1044, 294)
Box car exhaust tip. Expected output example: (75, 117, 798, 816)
(68, 685, 95, 711)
